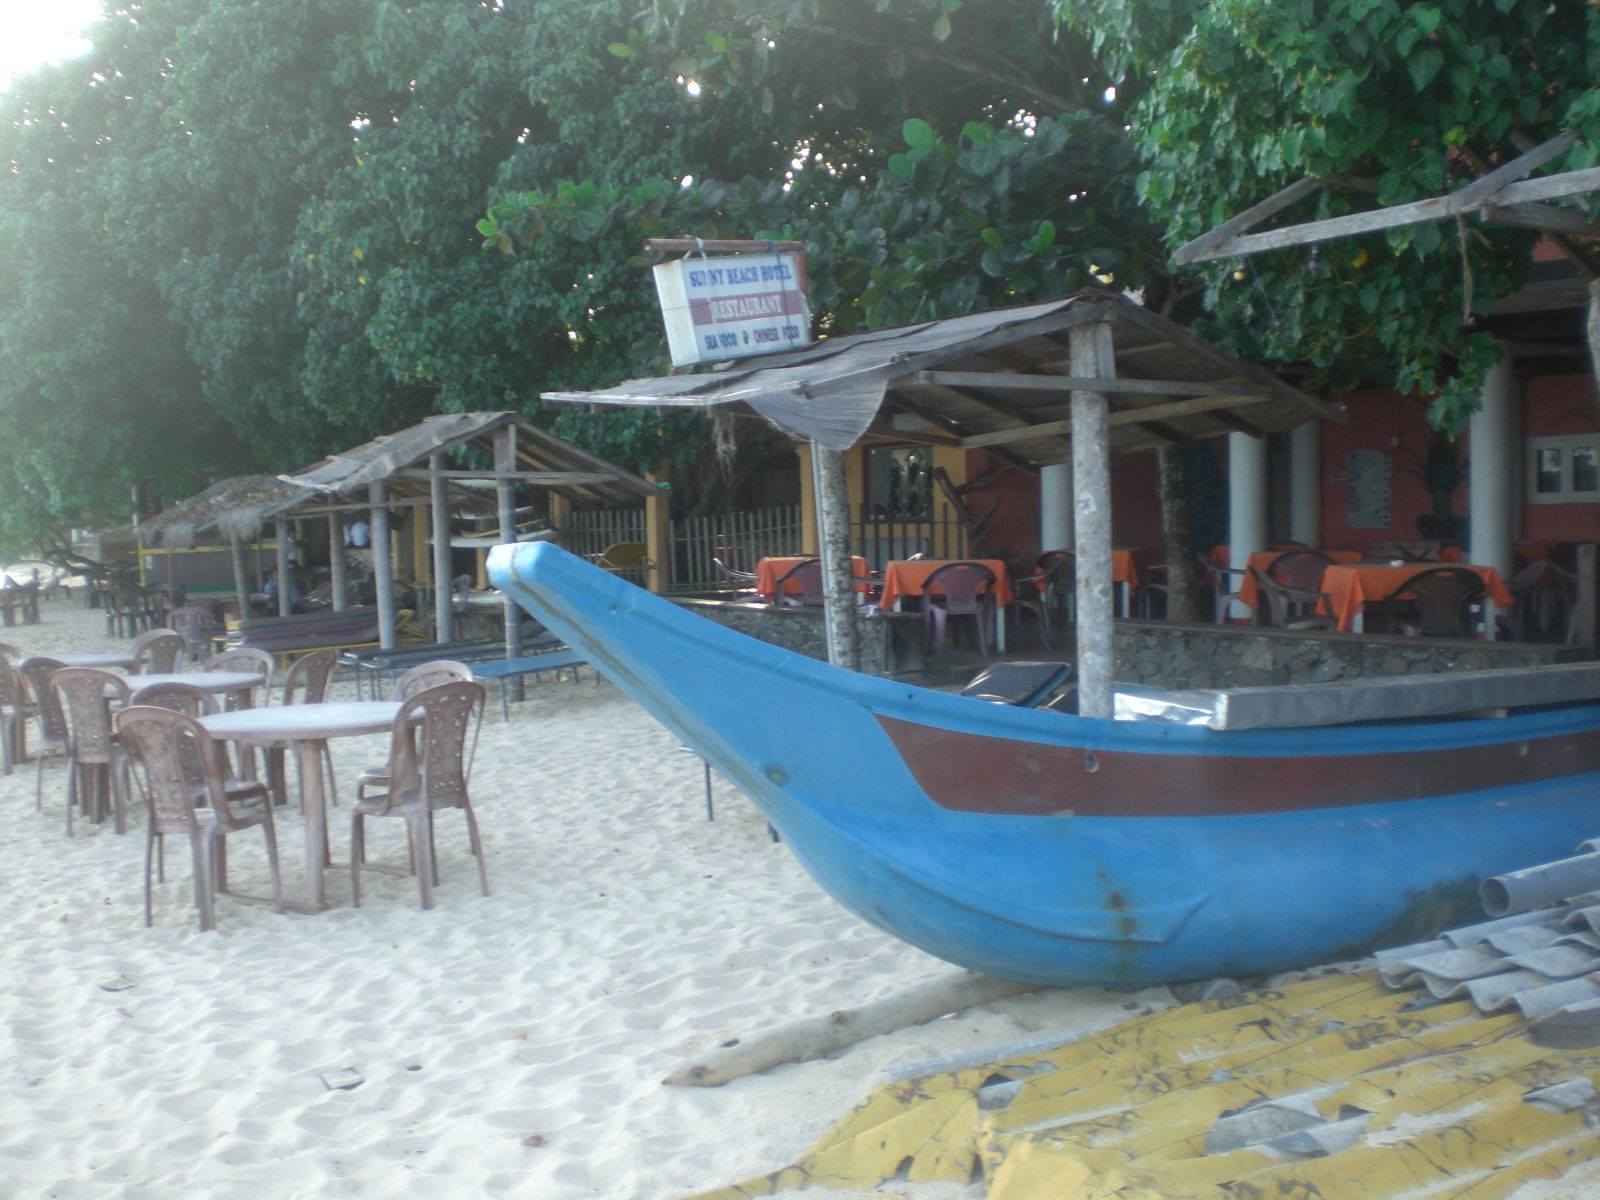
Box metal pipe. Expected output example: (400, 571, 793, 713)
(1480, 850, 1600, 916)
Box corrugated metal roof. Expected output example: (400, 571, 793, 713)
(542, 291, 1342, 462)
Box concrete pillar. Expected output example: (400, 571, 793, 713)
(1039, 462, 1075, 553)
(1227, 432, 1268, 619)
(1289, 420, 1322, 547)
(1468, 352, 1517, 577)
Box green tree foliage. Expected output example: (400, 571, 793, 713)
(1067, 0, 1600, 430)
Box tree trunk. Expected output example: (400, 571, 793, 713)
(1157, 445, 1201, 621)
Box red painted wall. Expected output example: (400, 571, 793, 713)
(1319, 389, 1460, 553)
(1518, 373, 1600, 542)
(961, 448, 1164, 564)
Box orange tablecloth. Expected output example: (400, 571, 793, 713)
(878, 560, 1014, 611)
(1320, 562, 1515, 633)
(754, 556, 870, 603)
(1235, 549, 1363, 610)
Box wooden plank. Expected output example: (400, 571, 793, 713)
(1174, 175, 1327, 265)
(1176, 132, 1579, 265)
(1069, 322, 1116, 719)
(960, 392, 1278, 449)
(911, 369, 1273, 398)
(1482, 202, 1600, 236)
(1183, 165, 1600, 263)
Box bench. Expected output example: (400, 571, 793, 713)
(472, 650, 589, 719)
(340, 634, 562, 699)
(226, 606, 416, 668)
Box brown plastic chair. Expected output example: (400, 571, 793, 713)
(923, 561, 997, 657)
(0, 652, 28, 774)
(1009, 550, 1075, 649)
(773, 558, 824, 607)
(1249, 566, 1335, 632)
(130, 628, 185, 675)
(264, 649, 340, 809)
(204, 646, 275, 783)
(19, 656, 72, 812)
(357, 660, 477, 802)
(351, 681, 488, 910)
(115, 705, 283, 931)
(1198, 553, 1251, 623)
(50, 666, 135, 835)
(1383, 566, 1487, 638)
(1265, 549, 1336, 592)
(167, 604, 220, 666)
(202, 647, 275, 703)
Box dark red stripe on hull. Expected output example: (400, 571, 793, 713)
(875, 715, 1600, 817)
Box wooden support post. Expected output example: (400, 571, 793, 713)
(1575, 544, 1598, 651)
(228, 534, 251, 622)
(328, 512, 349, 612)
(497, 427, 524, 701)
(371, 482, 397, 651)
(1070, 323, 1116, 718)
(548, 493, 571, 548)
(273, 518, 293, 617)
(644, 485, 671, 595)
(810, 442, 861, 671)
(430, 451, 453, 645)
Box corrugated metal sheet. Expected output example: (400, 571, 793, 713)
(542, 291, 1342, 460)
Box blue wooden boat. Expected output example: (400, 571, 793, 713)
(488, 542, 1600, 987)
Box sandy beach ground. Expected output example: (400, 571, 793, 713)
(0, 598, 1179, 1200)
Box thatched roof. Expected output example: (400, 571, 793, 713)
(139, 475, 313, 550)
(289, 411, 660, 506)
(142, 412, 658, 549)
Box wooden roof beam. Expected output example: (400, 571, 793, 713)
(1176, 132, 1587, 264)
(960, 392, 1278, 449)
(911, 369, 1273, 398)
(886, 392, 1041, 473)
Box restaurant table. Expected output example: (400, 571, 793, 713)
(878, 559, 1015, 652)
(200, 700, 402, 911)
(126, 670, 263, 703)
(754, 556, 871, 603)
(1233, 549, 1363, 611)
(53, 650, 138, 669)
(1319, 562, 1515, 634)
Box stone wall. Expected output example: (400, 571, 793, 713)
(676, 599, 1580, 687)
(1112, 619, 1579, 689)
(675, 599, 925, 675)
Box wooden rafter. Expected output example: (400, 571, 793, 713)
(1174, 132, 1598, 266)
(910, 369, 1273, 399)
(959, 391, 1279, 450)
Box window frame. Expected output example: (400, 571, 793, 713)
(1525, 433, 1600, 504)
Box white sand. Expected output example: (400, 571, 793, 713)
(0, 601, 1167, 1199)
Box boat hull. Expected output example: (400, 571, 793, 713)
(489, 542, 1600, 986)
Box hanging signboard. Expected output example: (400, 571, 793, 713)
(653, 251, 811, 369)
